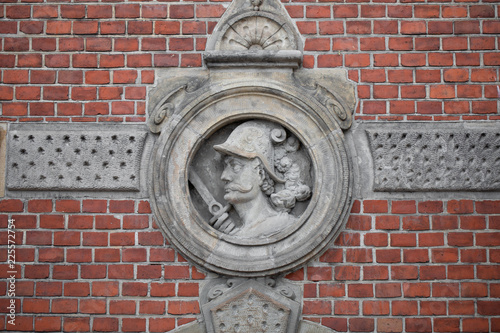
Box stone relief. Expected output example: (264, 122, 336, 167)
(189, 120, 311, 238)
(7, 125, 147, 192)
(201, 278, 301, 333)
(220, 16, 293, 51)
(366, 129, 500, 191)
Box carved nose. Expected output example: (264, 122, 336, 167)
(221, 168, 231, 181)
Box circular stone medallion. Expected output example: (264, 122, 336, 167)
(149, 84, 352, 277)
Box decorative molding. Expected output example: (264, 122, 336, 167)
(204, 0, 303, 67)
(201, 279, 301, 333)
(366, 127, 500, 192)
(7, 124, 147, 192)
(148, 68, 355, 276)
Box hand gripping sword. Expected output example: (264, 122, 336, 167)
(188, 169, 234, 233)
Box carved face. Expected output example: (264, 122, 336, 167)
(221, 156, 262, 204)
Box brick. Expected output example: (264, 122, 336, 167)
(378, 318, 402, 333)
(18, 54, 42, 68)
(360, 37, 385, 51)
(364, 233, 388, 247)
(334, 300, 358, 315)
(108, 264, 134, 279)
(415, 37, 440, 51)
(373, 21, 398, 35)
(92, 281, 119, 297)
(443, 37, 468, 51)
(377, 249, 401, 264)
(473, 101, 497, 114)
(47, 22, 72, 35)
(306, 6, 330, 18)
(86, 38, 112, 52)
(401, 54, 425, 67)
(373, 85, 397, 99)
(317, 55, 342, 68)
(304, 38, 330, 51)
(462, 318, 489, 333)
(143, 4, 168, 18)
(363, 300, 389, 315)
(36, 281, 62, 296)
(332, 37, 358, 51)
(349, 318, 374, 332)
(88, 5, 112, 19)
(35, 317, 61, 332)
(67, 249, 92, 263)
(461, 249, 487, 263)
(432, 215, 458, 230)
(122, 319, 146, 332)
(52, 299, 78, 314)
(471, 37, 495, 50)
(389, 37, 413, 51)
(110, 300, 136, 315)
(81, 265, 106, 279)
(401, 21, 426, 35)
(443, 5, 467, 18)
(59, 38, 84, 52)
(140, 300, 166, 315)
(149, 318, 176, 333)
(333, 5, 357, 18)
(392, 265, 418, 280)
(434, 318, 460, 332)
(127, 54, 152, 67)
(307, 267, 332, 281)
(388, 69, 413, 83)
(54, 231, 80, 246)
(168, 301, 200, 315)
(101, 22, 126, 35)
(348, 284, 373, 298)
(63, 317, 90, 332)
(375, 216, 399, 230)
(4, 70, 29, 84)
(165, 265, 190, 279)
(93, 318, 119, 332)
(150, 282, 176, 297)
(460, 216, 486, 229)
(319, 21, 344, 35)
(39, 248, 64, 262)
(346, 249, 372, 263)
(73, 54, 98, 68)
(428, 21, 453, 35)
(129, 21, 153, 35)
(346, 21, 371, 34)
(420, 265, 446, 280)
(24, 299, 50, 313)
(170, 5, 194, 19)
(28, 199, 52, 213)
(391, 233, 416, 247)
(122, 282, 148, 296)
(478, 301, 500, 315)
(335, 266, 360, 281)
(392, 300, 418, 316)
(319, 283, 345, 297)
(116, 4, 140, 18)
(431, 248, 458, 263)
(406, 318, 432, 332)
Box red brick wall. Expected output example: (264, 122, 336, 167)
(1, 0, 499, 332)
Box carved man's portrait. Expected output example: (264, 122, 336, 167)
(189, 120, 312, 238)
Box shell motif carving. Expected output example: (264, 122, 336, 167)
(220, 17, 293, 51)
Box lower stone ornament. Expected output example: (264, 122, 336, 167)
(162, 278, 334, 333)
(201, 279, 300, 333)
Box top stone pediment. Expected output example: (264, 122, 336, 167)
(204, 0, 303, 68)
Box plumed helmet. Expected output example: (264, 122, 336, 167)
(214, 120, 286, 183)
